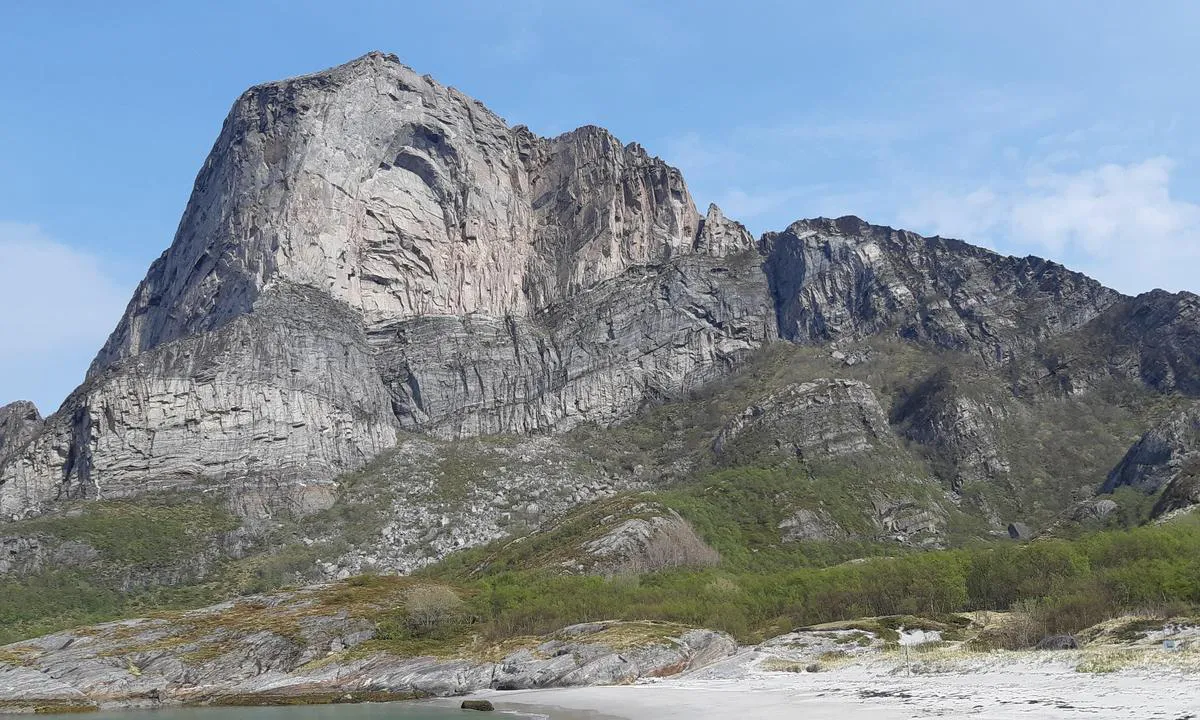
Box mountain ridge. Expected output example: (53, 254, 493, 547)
(2, 50, 1199, 558)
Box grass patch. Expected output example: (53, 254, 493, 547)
(1076, 649, 1139, 673)
(10, 492, 237, 567)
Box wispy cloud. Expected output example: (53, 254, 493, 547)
(0, 223, 130, 412)
(901, 158, 1200, 295)
(661, 82, 1075, 236)
(661, 71, 1200, 297)
(899, 188, 1007, 248)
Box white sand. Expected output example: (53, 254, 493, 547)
(442, 647, 1200, 719)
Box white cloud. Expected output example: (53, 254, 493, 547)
(899, 188, 1006, 247)
(0, 223, 130, 413)
(1012, 158, 1198, 255)
(901, 158, 1200, 295)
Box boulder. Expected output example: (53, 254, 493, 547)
(1035, 634, 1079, 650)
(1007, 522, 1033, 540)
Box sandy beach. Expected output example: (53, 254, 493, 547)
(443, 644, 1200, 719)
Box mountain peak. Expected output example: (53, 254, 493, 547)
(87, 53, 702, 380)
(764, 212, 1121, 353)
(784, 215, 873, 236)
(0, 401, 42, 464)
(3, 52, 1200, 534)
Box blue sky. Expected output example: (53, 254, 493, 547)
(3, 1, 1199, 413)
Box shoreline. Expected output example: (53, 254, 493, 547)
(5, 613, 1198, 717)
(439, 645, 1200, 719)
(9, 644, 1199, 718)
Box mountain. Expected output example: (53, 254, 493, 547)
(0, 51, 774, 522)
(2, 51, 1199, 593)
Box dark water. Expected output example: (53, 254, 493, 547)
(35, 703, 539, 720)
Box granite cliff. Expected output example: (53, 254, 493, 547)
(2, 50, 1200, 564)
(0, 52, 772, 520)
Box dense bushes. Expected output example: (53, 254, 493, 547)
(376, 585, 470, 640)
(4, 499, 1199, 650)
(0, 495, 241, 645)
(444, 514, 1200, 644)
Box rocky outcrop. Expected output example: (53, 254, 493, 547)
(891, 368, 1009, 491)
(713, 378, 894, 461)
(873, 497, 945, 541)
(1017, 290, 1200, 397)
(321, 435, 633, 577)
(1094, 404, 1200, 519)
(0, 402, 41, 464)
(778, 508, 846, 542)
(1070, 497, 1119, 523)
(0, 535, 97, 576)
(579, 505, 719, 574)
(0, 586, 735, 711)
(378, 247, 775, 436)
(1101, 404, 1200, 495)
(1, 285, 398, 520)
(763, 216, 1119, 362)
(1152, 462, 1200, 518)
(694, 203, 755, 256)
(710, 377, 948, 545)
(1110, 291, 1200, 395)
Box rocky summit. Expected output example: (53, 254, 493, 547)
(1, 50, 1200, 578)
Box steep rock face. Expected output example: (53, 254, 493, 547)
(0, 402, 41, 464)
(518, 125, 701, 308)
(89, 54, 701, 375)
(763, 216, 1120, 363)
(379, 248, 775, 436)
(713, 378, 894, 461)
(0, 52, 768, 520)
(1116, 291, 1200, 394)
(1102, 404, 1200, 496)
(891, 368, 1010, 491)
(1, 286, 397, 519)
(1029, 290, 1200, 397)
(2, 49, 1197, 541)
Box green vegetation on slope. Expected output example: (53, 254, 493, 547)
(563, 339, 1180, 533)
(0, 339, 1192, 648)
(422, 513, 1200, 644)
(13, 492, 238, 567)
(0, 493, 240, 644)
(4, 496, 1200, 651)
